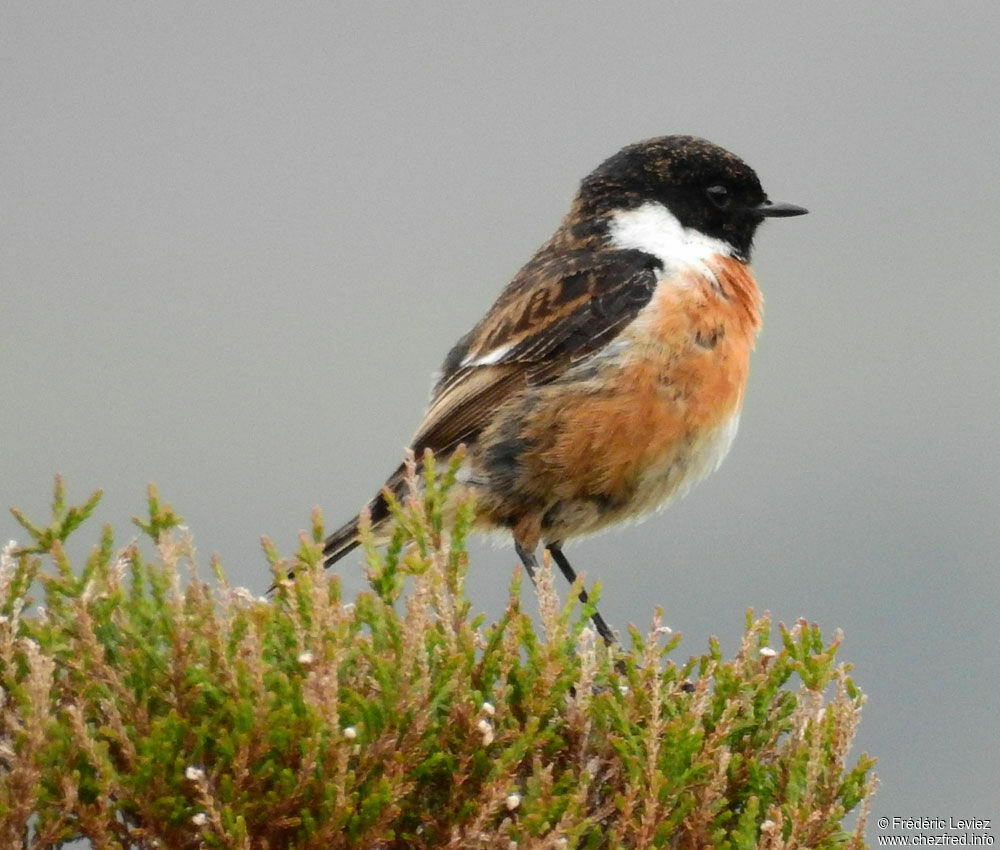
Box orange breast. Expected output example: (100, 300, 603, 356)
(625, 254, 761, 427)
(526, 255, 762, 501)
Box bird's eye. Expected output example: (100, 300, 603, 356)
(705, 184, 731, 209)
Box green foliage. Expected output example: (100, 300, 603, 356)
(0, 462, 876, 848)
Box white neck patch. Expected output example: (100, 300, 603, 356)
(607, 201, 735, 268)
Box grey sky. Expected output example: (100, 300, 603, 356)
(3, 1, 998, 834)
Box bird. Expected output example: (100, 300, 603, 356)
(321, 135, 807, 644)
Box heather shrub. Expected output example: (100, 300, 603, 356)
(1, 463, 875, 848)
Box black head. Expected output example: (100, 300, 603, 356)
(577, 135, 807, 260)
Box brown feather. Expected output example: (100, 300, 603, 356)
(419, 243, 661, 458)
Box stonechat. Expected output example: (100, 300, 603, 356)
(322, 135, 806, 643)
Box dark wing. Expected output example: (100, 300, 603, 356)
(411, 247, 662, 457)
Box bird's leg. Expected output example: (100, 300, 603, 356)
(514, 541, 539, 584)
(547, 544, 617, 646)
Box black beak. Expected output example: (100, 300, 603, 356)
(756, 199, 809, 218)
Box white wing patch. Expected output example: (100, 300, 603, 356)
(608, 202, 734, 269)
(460, 341, 514, 368)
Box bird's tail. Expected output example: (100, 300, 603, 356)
(321, 515, 363, 567)
(322, 462, 407, 569)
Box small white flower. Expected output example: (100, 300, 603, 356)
(656, 625, 673, 635)
(2, 540, 17, 563)
(482, 701, 495, 716)
(476, 717, 494, 745)
(230, 586, 254, 604)
(257, 596, 269, 604)
(618, 684, 629, 696)
(761, 819, 778, 832)
(759, 647, 777, 658)
(298, 650, 315, 665)
(191, 812, 209, 827)
(185, 766, 205, 782)
(505, 792, 521, 811)
(343, 725, 357, 740)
